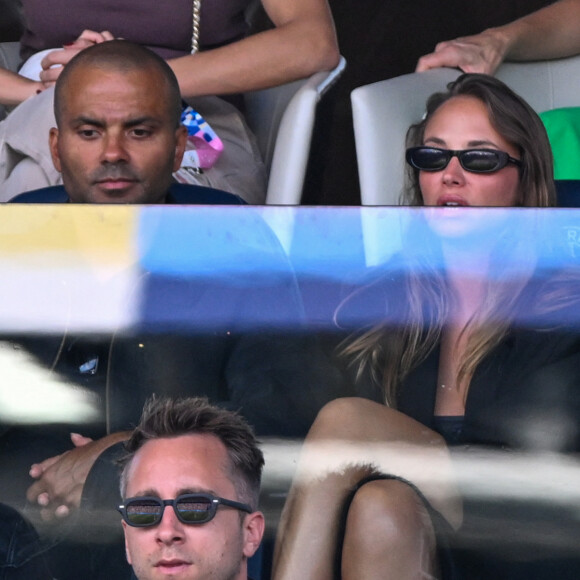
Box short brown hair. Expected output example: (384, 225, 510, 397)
(119, 397, 264, 509)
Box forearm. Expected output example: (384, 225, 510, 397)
(0, 69, 42, 105)
(26, 430, 132, 516)
(168, 13, 339, 97)
(36, 2, 338, 97)
(490, 0, 580, 62)
(93, 430, 132, 453)
(82, 437, 133, 508)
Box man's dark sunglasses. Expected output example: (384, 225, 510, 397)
(406, 146, 522, 173)
(118, 493, 253, 527)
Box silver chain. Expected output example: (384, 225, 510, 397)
(191, 0, 201, 54)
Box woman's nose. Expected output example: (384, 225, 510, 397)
(441, 155, 466, 186)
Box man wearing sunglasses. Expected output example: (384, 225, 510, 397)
(117, 396, 265, 580)
(0, 396, 265, 580)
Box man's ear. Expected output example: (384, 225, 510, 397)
(49, 127, 62, 173)
(242, 511, 265, 559)
(173, 125, 188, 171)
(121, 520, 133, 565)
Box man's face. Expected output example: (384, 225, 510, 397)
(50, 66, 187, 204)
(122, 434, 264, 580)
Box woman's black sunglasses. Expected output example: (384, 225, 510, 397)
(406, 147, 522, 173)
(118, 492, 253, 527)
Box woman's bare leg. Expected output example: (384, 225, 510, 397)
(272, 397, 460, 580)
(342, 479, 437, 580)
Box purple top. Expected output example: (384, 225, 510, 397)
(20, 0, 252, 60)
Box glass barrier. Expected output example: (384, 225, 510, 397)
(1, 205, 579, 579)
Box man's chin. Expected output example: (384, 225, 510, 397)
(66, 179, 168, 204)
(86, 183, 162, 204)
(93, 194, 142, 204)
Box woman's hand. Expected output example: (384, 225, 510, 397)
(39, 29, 115, 85)
(416, 29, 510, 75)
(67, 29, 116, 50)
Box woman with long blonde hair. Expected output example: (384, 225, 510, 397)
(273, 74, 580, 580)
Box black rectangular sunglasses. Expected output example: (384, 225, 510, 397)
(406, 146, 522, 173)
(118, 492, 253, 527)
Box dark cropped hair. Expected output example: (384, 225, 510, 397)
(119, 397, 264, 510)
(403, 73, 556, 207)
(54, 39, 182, 128)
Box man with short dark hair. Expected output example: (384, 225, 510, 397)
(0, 397, 265, 580)
(117, 397, 265, 580)
(11, 40, 243, 206)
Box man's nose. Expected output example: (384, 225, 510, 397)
(155, 506, 186, 545)
(101, 132, 129, 163)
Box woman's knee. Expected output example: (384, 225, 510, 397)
(342, 478, 438, 578)
(309, 397, 446, 449)
(346, 478, 435, 551)
(309, 397, 388, 438)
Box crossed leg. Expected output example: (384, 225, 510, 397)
(272, 397, 461, 580)
(342, 478, 438, 579)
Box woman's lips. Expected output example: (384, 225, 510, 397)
(436, 194, 469, 207)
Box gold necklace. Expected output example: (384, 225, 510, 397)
(191, 0, 201, 54)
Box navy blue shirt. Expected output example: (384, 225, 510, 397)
(9, 184, 246, 205)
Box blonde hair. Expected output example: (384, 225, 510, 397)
(345, 75, 559, 406)
(342, 223, 537, 407)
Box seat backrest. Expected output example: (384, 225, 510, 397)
(352, 55, 580, 205)
(245, 56, 346, 205)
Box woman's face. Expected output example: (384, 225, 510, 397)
(418, 95, 521, 207)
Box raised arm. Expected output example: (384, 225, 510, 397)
(38, 0, 339, 97)
(416, 0, 580, 74)
(167, 0, 340, 98)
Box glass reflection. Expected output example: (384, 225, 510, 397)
(0, 205, 579, 580)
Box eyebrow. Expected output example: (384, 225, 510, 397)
(129, 486, 218, 498)
(70, 116, 105, 129)
(70, 116, 162, 129)
(423, 136, 502, 149)
(124, 117, 163, 129)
